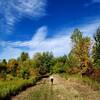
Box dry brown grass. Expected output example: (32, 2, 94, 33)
(12, 74, 100, 100)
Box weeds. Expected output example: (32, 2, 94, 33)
(60, 73, 100, 91)
(0, 78, 37, 99)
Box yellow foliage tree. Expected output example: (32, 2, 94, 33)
(71, 29, 91, 74)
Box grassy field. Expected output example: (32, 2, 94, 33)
(0, 78, 37, 99)
(0, 74, 100, 100)
(60, 73, 100, 91)
(12, 78, 57, 100)
(12, 74, 100, 100)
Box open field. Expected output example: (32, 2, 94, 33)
(12, 74, 100, 100)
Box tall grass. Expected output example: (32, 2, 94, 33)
(80, 76, 100, 90)
(60, 73, 100, 91)
(0, 78, 37, 99)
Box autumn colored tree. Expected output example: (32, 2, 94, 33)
(71, 29, 91, 74)
(7, 59, 18, 76)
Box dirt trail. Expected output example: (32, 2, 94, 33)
(12, 75, 100, 100)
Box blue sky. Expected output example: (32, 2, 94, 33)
(0, 0, 100, 60)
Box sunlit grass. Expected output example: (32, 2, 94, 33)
(60, 73, 100, 91)
(0, 78, 37, 99)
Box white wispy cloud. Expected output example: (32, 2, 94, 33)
(79, 19, 100, 37)
(0, 46, 22, 60)
(0, 26, 72, 60)
(0, 0, 47, 33)
(0, 18, 100, 60)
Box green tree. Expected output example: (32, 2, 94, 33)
(18, 52, 29, 62)
(0, 59, 7, 80)
(18, 59, 33, 79)
(19, 66, 29, 79)
(33, 52, 53, 75)
(2, 59, 7, 66)
(93, 28, 100, 67)
(52, 55, 67, 73)
(66, 53, 78, 68)
(71, 29, 83, 44)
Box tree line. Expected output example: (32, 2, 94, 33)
(0, 27, 100, 81)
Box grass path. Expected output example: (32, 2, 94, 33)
(12, 75, 100, 100)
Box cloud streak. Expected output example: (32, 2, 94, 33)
(80, 19, 100, 37)
(0, 0, 47, 33)
(0, 18, 100, 60)
(0, 26, 72, 60)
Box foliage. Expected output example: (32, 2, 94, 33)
(66, 53, 79, 68)
(19, 67, 29, 79)
(52, 56, 67, 73)
(0, 79, 36, 99)
(71, 29, 92, 74)
(18, 52, 29, 62)
(93, 28, 100, 67)
(71, 29, 91, 62)
(0, 27, 100, 98)
(0, 59, 7, 80)
(18, 60, 32, 79)
(7, 59, 18, 76)
(65, 53, 80, 74)
(33, 52, 53, 75)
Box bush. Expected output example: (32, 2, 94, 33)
(19, 67, 29, 79)
(91, 68, 100, 82)
(52, 62, 66, 73)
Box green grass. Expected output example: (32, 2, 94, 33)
(0, 78, 37, 99)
